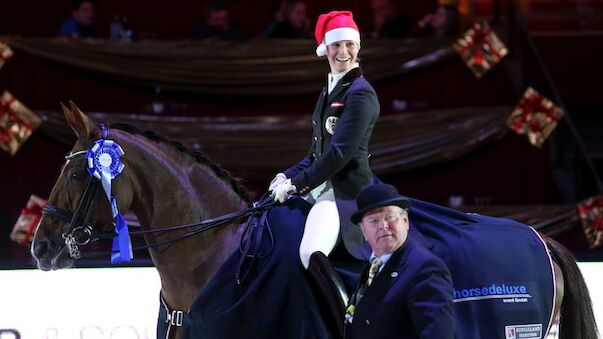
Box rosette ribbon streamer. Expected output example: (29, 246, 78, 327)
(86, 126, 132, 263)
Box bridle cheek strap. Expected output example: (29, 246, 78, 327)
(42, 177, 100, 259)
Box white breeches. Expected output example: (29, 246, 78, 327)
(299, 181, 340, 269)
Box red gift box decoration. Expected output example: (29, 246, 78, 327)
(577, 195, 603, 249)
(453, 22, 508, 78)
(0, 41, 13, 70)
(10, 195, 47, 247)
(0, 91, 42, 155)
(506, 87, 564, 148)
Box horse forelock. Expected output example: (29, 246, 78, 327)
(109, 123, 251, 202)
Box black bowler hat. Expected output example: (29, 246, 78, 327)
(351, 184, 411, 224)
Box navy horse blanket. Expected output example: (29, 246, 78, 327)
(408, 197, 556, 339)
(157, 196, 555, 339)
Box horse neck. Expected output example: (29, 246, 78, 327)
(113, 130, 247, 310)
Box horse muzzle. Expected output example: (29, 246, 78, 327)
(31, 228, 74, 271)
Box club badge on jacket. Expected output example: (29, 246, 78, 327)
(325, 116, 339, 135)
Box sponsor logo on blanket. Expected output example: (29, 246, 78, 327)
(453, 283, 531, 303)
(505, 324, 542, 339)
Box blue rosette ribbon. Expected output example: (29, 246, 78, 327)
(86, 139, 133, 263)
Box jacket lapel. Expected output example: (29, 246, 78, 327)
(326, 67, 363, 105)
(357, 240, 412, 311)
(316, 85, 327, 109)
(313, 86, 327, 121)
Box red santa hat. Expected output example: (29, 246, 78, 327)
(314, 11, 361, 57)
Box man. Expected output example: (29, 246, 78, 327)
(191, 1, 247, 41)
(58, 0, 98, 39)
(345, 183, 455, 339)
(270, 10, 380, 270)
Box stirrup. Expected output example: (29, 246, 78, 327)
(306, 251, 349, 338)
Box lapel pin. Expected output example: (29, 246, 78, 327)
(391, 272, 398, 278)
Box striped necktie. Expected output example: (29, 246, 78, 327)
(367, 257, 382, 287)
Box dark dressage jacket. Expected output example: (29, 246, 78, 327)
(284, 67, 379, 200)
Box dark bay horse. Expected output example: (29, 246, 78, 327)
(31, 103, 332, 338)
(31, 104, 597, 338)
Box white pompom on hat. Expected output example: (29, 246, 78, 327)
(314, 11, 361, 57)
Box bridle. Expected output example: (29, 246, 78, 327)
(43, 175, 101, 259)
(40, 124, 277, 263)
(42, 133, 108, 259)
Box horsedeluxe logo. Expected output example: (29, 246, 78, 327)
(453, 283, 531, 304)
(505, 324, 542, 339)
(325, 116, 338, 135)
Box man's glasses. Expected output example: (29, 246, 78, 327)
(362, 212, 403, 229)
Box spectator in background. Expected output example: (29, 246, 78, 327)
(58, 0, 98, 39)
(369, 0, 413, 38)
(412, 0, 460, 38)
(191, 1, 247, 41)
(262, 1, 287, 37)
(262, 0, 311, 39)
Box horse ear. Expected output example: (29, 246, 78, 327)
(62, 101, 100, 139)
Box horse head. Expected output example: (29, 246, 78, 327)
(31, 102, 134, 271)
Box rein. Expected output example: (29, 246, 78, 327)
(43, 192, 275, 257)
(42, 125, 276, 262)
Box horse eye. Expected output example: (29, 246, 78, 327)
(68, 169, 86, 181)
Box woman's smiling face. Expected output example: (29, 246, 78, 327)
(326, 40, 359, 73)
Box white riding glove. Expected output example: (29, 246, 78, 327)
(272, 179, 297, 203)
(268, 173, 287, 191)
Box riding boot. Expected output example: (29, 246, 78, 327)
(306, 251, 349, 338)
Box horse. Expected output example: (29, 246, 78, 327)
(30, 103, 334, 339)
(31, 103, 597, 338)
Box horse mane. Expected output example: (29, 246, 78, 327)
(110, 123, 251, 202)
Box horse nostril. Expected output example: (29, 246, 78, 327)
(33, 238, 49, 258)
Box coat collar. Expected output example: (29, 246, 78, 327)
(326, 67, 363, 104)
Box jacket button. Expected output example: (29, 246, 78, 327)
(365, 319, 370, 325)
(314, 136, 318, 141)
(312, 153, 316, 158)
(312, 121, 317, 125)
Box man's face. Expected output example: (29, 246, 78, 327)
(326, 40, 359, 74)
(360, 206, 409, 257)
(73, 1, 95, 26)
